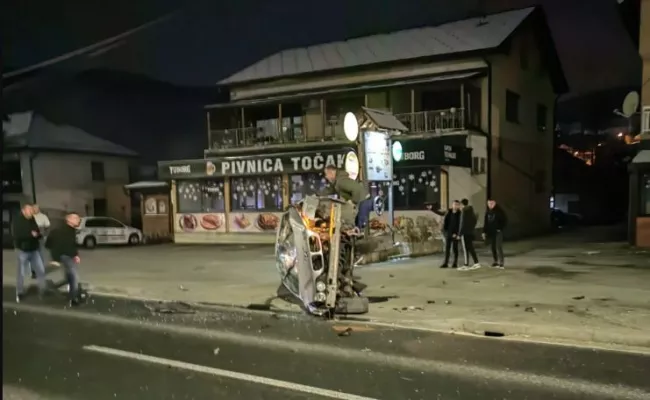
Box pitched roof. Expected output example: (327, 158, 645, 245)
(3, 112, 138, 157)
(221, 7, 535, 85)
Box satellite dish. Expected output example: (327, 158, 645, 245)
(621, 91, 639, 117)
(343, 112, 359, 142)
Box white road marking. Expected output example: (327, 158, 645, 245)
(83, 345, 378, 400)
(6, 302, 650, 400)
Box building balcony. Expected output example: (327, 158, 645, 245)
(207, 108, 467, 151)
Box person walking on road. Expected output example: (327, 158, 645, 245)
(458, 198, 481, 271)
(12, 204, 47, 302)
(46, 212, 83, 306)
(32, 204, 51, 277)
(440, 200, 462, 269)
(482, 199, 507, 269)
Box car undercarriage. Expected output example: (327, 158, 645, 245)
(275, 195, 369, 317)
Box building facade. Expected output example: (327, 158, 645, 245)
(158, 7, 566, 245)
(2, 112, 137, 240)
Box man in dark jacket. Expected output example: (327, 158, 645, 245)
(482, 199, 507, 268)
(46, 212, 83, 305)
(440, 200, 462, 268)
(458, 198, 481, 270)
(12, 204, 46, 302)
(322, 165, 372, 229)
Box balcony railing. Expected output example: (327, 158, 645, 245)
(208, 108, 466, 150)
(395, 108, 465, 134)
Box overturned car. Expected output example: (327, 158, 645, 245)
(275, 195, 369, 317)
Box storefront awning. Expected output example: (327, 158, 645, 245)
(205, 71, 483, 109)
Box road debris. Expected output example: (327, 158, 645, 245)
(524, 306, 536, 313)
(572, 295, 585, 300)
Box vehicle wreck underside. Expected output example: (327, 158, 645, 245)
(275, 195, 369, 317)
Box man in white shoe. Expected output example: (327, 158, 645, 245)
(457, 199, 481, 271)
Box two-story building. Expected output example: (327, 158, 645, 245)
(2, 111, 137, 242)
(158, 6, 567, 245)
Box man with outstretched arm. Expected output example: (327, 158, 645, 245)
(458, 198, 481, 271)
(440, 200, 462, 269)
(482, 198, 507, 269)
(46, 212, 83, 306)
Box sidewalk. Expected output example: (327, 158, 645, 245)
(3, 235, 649, 349)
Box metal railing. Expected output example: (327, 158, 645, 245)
(208, 108, 466, 150)
(394, 108, 465, 134)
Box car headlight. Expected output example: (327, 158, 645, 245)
(316, 281, 326, 293)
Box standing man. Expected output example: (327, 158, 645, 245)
(458, 198, 481, 270)
(425, 202, 447, 245)
(440, 200, 462, 269)
(482, 199, 507, 269)
(322, 165, 372, 230)
(12, 204, 47, 302)
(46, 212, 83, 306)
(32, 204, 51, 276)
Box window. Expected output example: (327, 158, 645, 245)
(642, 174, 650, 216)
(93, 198, 107, 216)
(471, 157, 487, 175)
(176, 179, 226, 213)
(91, 161, 105, 181)
(289, 173, 330, 203)
(642, 106, 650, 134)
(1, 161, 23, 193)
(85, 218, 109, 228)
(105, 218, 125, 228)
(231, 175, 283, 211)
(537, 104, 548, 132)
(392, 168, 441, 210)
(505, 90, 520, 123)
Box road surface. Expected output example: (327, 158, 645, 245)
(3, 289, 650, 400)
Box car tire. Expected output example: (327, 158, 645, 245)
(84, 236, 96, 249)
(128, 234, 140, 246)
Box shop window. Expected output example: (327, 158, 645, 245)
(231, 176, 282, 211)
(392, 167, 441, 210)
(289, 173, 330, 203)
(1, 160, 23, 193)
(471, 157, 486, 175)
(537, 104, 548, 132)
(641, 174, 650, 216)
(505, 90, 520, 123)
(177, 179, 226, 213)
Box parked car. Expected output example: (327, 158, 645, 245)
(76, 216, 143, 249)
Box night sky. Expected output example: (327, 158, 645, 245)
(1, 0, 641, 95)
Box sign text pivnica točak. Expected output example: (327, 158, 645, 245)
(221, 153, 346, 175)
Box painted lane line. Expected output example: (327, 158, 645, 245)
(6, 302, 650, 400)
(83, 345, 378, 400)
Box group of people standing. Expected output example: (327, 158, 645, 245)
(12, 203, 84, 306)
(430, 198, 508, 270)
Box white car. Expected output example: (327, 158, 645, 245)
(76, 216, 143, 248)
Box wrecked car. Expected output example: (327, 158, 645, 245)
(275, 195, 369, 317)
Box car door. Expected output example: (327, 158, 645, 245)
(106, 218, 128, 244)
(87, 218, 110, 245)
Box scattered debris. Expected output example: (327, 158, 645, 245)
(361, 348, 372, 352)
(260, 323, 271, 330)
(567, 306, 575, 313)
(380, 285, 385, 289)
(178, 285, 188, 291)
(213, 348, 220, 355)
(444, 300, 452, 305)
(572, 295, 585, 300)
(442, 280, 447, 285)
(389, 274, 395, 278)
(484, 331, 505, 337)
(400, 377, 414, 381)
(514, 303, 520, 308)
(338, 327, 353, 337)
(585, 251, 600, 255)
(524, 306, 536, 313)
(427, 300, 436, 304)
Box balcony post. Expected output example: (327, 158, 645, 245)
(206, 111, 211, 148)
(460, 83, 466, 129)
(410, 89, 415, 132)
(278, 103, 283, 143)
(239, 108, 245, 145)
(320, 99, 325, 142)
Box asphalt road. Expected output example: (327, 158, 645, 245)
(3, 288, 650, 400)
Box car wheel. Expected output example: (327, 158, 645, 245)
(84, 236, 96, 249)
(128, 234, 140, 245)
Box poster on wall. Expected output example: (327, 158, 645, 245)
(364, 131, 392, 181)
(367, 210, 444, 243)
(144, 197, 158, 215)
(176, 213, 227, 233)
(229, 212, 282, 233)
